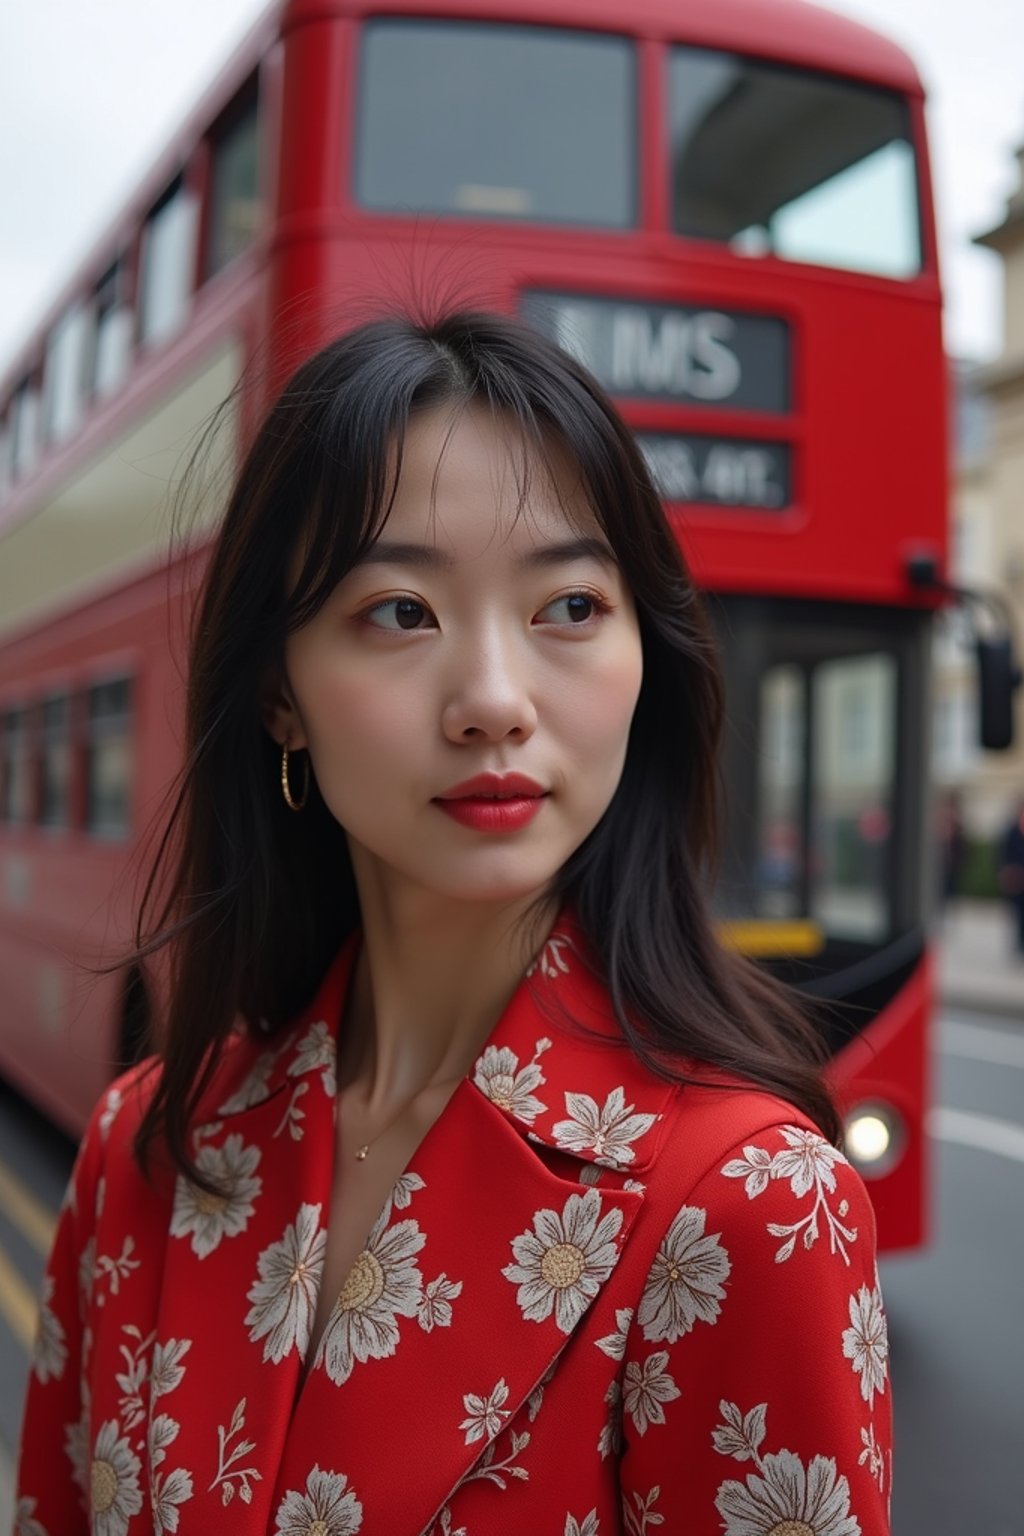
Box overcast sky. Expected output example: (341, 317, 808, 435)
(0, 0, 1021, 376)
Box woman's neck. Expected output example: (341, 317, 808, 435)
(339, 876, 556, 1117)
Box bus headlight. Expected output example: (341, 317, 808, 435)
(843, 1102, 905, 1178)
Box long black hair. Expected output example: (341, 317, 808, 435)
(131, 309, 839, 1186)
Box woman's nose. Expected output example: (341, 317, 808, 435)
(440, 636, 539, 744)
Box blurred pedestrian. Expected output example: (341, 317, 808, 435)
(16, 312, 891, 1534)
(938, 790, 966, 906)
(998, 798, 1024, 953)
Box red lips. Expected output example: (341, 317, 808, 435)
(436, 772, 546, 801)
(433, 772, 548, 833)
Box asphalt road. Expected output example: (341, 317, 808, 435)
(0, 1006, 1021, 1534)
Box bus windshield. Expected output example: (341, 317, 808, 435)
(668, 49, 921, 280)
(709, 597, 931, 1001)
(356, 20, 635, 228)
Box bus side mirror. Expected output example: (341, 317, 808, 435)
(976, 634, 1021, 750)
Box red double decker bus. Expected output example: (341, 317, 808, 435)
(0, 0, 945, 1251)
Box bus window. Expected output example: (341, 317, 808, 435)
(668, 49, 921, 280)
(91, 259, 133, 399)
(1, 707, 32, 826)
(43, 305, 90, 445)
(85, 678, 133, 839)
(356, 20, 635, 228)
(205, 84, 261, 279)
(139, 176, 199, 346)
(0, 416, 10, 500)
(757, 664, 806, 919)
(10, 378, 40, 481)
(39, 692, 72, 829)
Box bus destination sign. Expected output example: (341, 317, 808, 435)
(637, 434, 790, 511)
(521, 292, 790, 412)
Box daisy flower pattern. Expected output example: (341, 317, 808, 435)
(473, 1040, 550, 1124)
(170, 1134, 262, 1258)
(417, 1272, 463, 1333)
(245, 1202, 326, 1363)
(623, 1351, 681, 1435)
(218, 1047, 279, 1113)
(288, 1020, 337, 1096)
(713, 1401, 860, 1536)
(274, 1465, 363, 1535)
(315, 1211, 426, 1385)
(552, 1087, 658, 1168)
(89, 1419, 144, 1536)
(31, 1274, 66, 1383)
(637, 1204, 731, 1342)
(459, 1378, 511, 1444)
(842, 1283, 889, 1408)
(503, 1187, 624, 1334)
(14, 1498, 47, 1536)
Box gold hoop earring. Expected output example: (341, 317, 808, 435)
(280, 744, 309, 812)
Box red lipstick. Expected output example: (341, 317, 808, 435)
(434, 772, 548, 833)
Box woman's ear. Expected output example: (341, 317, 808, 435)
(260, 666, 308, 750)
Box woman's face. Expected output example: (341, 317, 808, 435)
(267, 403, 643, 907)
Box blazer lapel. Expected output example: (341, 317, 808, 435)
(270, 917, 675, 1533)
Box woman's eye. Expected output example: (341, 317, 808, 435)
(536, 591, 605, 626)
(364, 597, 435, 631)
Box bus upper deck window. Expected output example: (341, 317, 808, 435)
(356, 20, 636, 230)
(205, 84, 261, 280)
(43, 305, 90, 445)
(0, 707, 31, 826)
(139, 176, 199, 347)
(668, 48, 921, 280)
(10, 379, 40, 481)
(39, 692, 72, 830)
(91, 259, 133, 400)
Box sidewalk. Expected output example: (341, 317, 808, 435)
(937, 899, 1024, 1019)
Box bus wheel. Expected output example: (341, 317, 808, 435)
(118, 965, 152, 1069)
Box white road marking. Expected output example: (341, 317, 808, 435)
(930, 1107, 1024, 1164)
(940, 1019, 1024, 1071)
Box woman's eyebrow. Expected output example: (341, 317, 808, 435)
(353, 536, 617, 571)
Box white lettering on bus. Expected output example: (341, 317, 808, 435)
(700, 446, 782, 506)
(610, 310, 741, 399)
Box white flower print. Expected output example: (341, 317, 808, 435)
(115, 1325, 156, 1430)
(473, 1039, 550, 1124)
(288, 1019, 337, 1096)
(32, 1274, 67, 1382)
(637, 1205, 731, 1343)
(316, 1212, 426, 1385)
(65, 1405, 90, 1494)
(595, 1305, 634, 1361)
(152, 1467, 194, 1534)
(218, 1046, 279, 1113)
(151, 1337, 192, 1399)
(623, 1484, 664, 1535)
(527, 1361, 556, 1423)
(722, 1125, 859, 1265)
(460, 1378, 511, 1444)
(417, 1272, 463, 1333)
(245, 1203, 327, 1363)
(148, 1413, 180, 1467)
(565, 1511, 600, 1536)
(78, 1235, 96, 1307)
(14, 1497, 48, 1536)
(597, 1379, 623, 1461)
(170, 1133, 262, 1258)
(713, 1400, 860, 1536)
(93, 1236, 140, 1304)
(98, 1087, 123, 1141)
(528, 932, 573, 977)
(209, 1397, 261, 1507)
(843, 1283, 889, 1408)
(274, 1464, 363, 1534)
(503, 1186, 624, 1334)
(90, 1419, 144, 1536)
(552, 1086, 658, 1168)
(379, 1170, 426, 1227)
(623, 1351, 681, 1435)
(858, 1423, 885, 1491)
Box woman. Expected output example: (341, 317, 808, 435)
(16, 312, 891, 1535)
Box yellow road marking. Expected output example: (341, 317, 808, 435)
(0, 1156, 57, 1256)
(0, 1239, 38, 1351)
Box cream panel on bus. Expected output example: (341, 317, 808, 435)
(0, 342, 241, 640)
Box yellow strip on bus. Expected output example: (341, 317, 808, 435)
(718, 920, 826, 958)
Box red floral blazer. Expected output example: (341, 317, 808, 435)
(16, 921, 891, 1535)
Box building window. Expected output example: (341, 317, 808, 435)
(1, 707, 32, 825)
(44, 306, 90, 444)
(139, 176, 199, 346)
(91, 259, 133, 399)
(39, 692, 72, 828)
(85, 678, 133, 838)
(206, 85, 261, 278)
